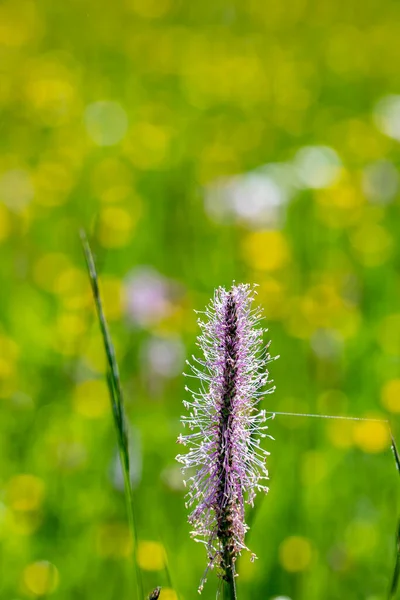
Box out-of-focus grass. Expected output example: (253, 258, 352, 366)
(1, 0, 400, 598)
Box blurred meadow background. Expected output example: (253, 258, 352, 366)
(2, 0, 400, 598)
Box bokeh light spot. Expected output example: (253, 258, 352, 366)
(279, 536, 312, 572)
(294, 146, 342, 189)
(374, 95, 400, 141)
(6, 475, 45, 512)
(159, 590, 178, 600)
(137, 540, 165, 571)
(381, 379, 400, 413)
(353, 420, 390, 453)
(242, 230, 289, 271)
(362, 160, 399, 204)
(0, 169, 34, 212)
(23, 561, 59, 596)
(85, 101, 128, 146)
(98, 207, 137, 248)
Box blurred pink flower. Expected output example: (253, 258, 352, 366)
(124, 267, 174, 327)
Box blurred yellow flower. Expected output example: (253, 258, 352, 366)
(6, 474, 45, 511)
(242, 230, 289, 271)
(279, 536, 313, 572)
(353, 419, 390, 453)
(23, 561, 59, 596)
(137, 540, 166, 571)
(98, 207, 137, 248)
(381, 379, 400, 413)
(24, 56, 80, 126)
(96, 522, 132, 558)
(159, 589, 178, 600)
(73, 379, 109, 419)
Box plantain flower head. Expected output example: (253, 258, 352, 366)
(176, 283, 277, 590)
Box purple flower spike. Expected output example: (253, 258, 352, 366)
(176, 283, 278, 592)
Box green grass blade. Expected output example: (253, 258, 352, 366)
(389, 430, 400, 599)
(80, 230, 144, 599)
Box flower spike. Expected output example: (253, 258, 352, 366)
(176, 283, 278, 591)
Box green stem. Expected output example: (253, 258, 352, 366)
(222, 568, 237, 600)
(81, 231, 144, 599)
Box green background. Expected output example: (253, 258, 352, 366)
(1, 0, 400, 598)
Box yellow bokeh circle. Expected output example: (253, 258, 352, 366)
(381, 379, 400, 413)
(242, 230, 289, 271)
(23, 561, 59, 596)
(353, 420, 390, 453)
(98, 207, 137, 248)
(279, 536, 313, 572)
(159, 589, 178, 600)
(6, 474, 45, 512)
(137, 540, 166, 571)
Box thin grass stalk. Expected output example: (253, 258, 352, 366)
(222, 569, 237, 600)
(81, 230, 144, 600)
(389, 432, 400, 599)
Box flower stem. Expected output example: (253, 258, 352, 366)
(222, 567, 237, 600)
